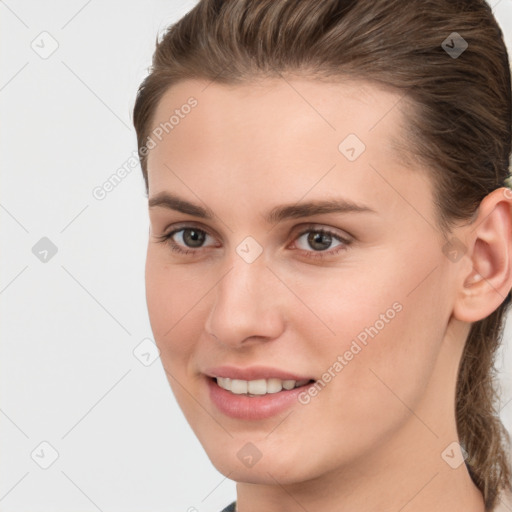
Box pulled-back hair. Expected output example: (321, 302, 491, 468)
(132, 1, 512, 509)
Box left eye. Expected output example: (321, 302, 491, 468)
(291, 228, 352, 258)
(294, 229, 345, 252)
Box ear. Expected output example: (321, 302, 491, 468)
(452, 187, 512, 323)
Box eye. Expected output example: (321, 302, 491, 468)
(154, 224, 352, 260)
(291, 227, 351, 259)
(154, 226, 217, 255)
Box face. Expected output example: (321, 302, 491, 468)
(144, 77, 458, 484)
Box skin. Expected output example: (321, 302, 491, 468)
(144, 77, 512, 512)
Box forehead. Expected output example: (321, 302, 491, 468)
(145, 77, 431, 224)
(149, 76, 410, 146)
(147, 77, 412, 167)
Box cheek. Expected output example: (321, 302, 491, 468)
(145, 253, 209, 414)
(323, 301, 443, 458)
(145, 252, 205, 355)
(287, 248, 447, 422)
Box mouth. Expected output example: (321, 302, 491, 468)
(209, 376, 316, 397)
(206, 373, 318, 419)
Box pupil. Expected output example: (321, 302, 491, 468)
(184, 229, 205, 247)
(308, 231, 331, 251)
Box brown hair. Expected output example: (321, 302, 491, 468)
(132, 0, 512, 509)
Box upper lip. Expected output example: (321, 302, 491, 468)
(204, 365, 315, 381)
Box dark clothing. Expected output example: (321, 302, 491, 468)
(220, 501, 236, 512)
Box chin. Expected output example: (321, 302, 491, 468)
(204, 441, 321, 486)
(214, 461, 307, 486)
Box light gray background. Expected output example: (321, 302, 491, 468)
(1, 1, 511, 511)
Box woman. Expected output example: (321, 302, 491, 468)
(133, 0, 512, 510)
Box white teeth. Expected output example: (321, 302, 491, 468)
(230, 379, 247, 394)
(266, 378, 283, 393)
(215, 377, 311, 395)
(217, 377, 231, 389)
(247, 379, 266, 394)
(282, 379, 296, 390)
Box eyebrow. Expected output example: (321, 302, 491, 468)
(148, 192, 376, 224)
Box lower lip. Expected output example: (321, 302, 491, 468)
(206, 377, 315, 420)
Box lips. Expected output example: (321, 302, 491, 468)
(203, 365, 316, 381)
(206, 375, 316, 420)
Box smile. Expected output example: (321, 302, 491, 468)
(206, 376, 317, 420)
(215, 376, 313, 396)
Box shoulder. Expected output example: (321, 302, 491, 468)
(219, 501, 236, 512)
(217, 493, 512, 512)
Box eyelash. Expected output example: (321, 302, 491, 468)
(154, 224, 352, 260)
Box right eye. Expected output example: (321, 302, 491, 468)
(155, 226, 217, 255)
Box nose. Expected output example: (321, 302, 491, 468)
(204, 252, 285, 348)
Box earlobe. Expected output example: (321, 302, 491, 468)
(452, 187, 512, 323)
